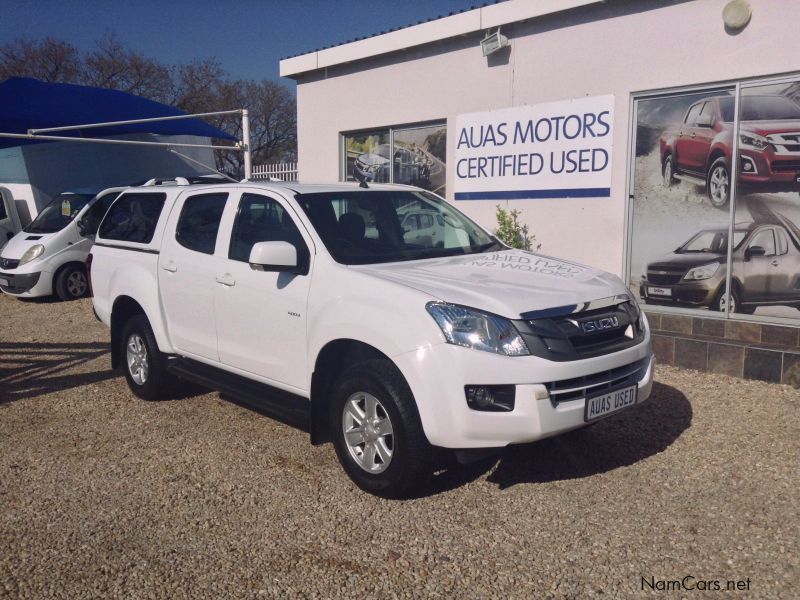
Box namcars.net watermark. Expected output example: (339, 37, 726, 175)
(642, 575, 752, 592)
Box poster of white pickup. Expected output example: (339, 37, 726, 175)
(453, 95, 614, 200)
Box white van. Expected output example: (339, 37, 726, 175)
(0, 187, 124, 300)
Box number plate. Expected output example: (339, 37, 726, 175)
(648, 286, 671, 297)
(585, 384, 638, 422)
(0, 277, 8, 286)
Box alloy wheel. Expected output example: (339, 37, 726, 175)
(709, 165, 729, 207)
(126, 333, 149, 385)
(342, 392, 394, 474)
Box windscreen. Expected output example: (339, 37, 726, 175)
(719, 96, 800, 122)
(25, 193, 95, 234)
(679, 230, 747, 254)
(295, 190, 502, 265)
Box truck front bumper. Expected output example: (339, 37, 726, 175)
(393, 334, 654, 449)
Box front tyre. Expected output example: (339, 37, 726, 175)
(331, 360, 432, 498)
(707, 157, 730, 209)
(54, 264, 88, 300)
(121, 314, 175, 400)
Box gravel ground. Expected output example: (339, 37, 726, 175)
(0, 293, 797, 599)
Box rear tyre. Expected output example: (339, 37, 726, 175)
(121, 314, 175, 400)
(706, 157, 730, 209)
(662, 155, 677, 188)
(54, 264, 88, 300)
(330, 359, 432, 498)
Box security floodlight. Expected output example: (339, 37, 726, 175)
(481, 29, 509, 57)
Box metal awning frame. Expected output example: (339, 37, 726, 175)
(0, 108, 252, 180)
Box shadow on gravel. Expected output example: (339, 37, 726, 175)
(0, 341, 114, 404)
(486, 382, 692, 489)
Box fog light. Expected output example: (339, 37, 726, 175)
(464, 385, 515, 412)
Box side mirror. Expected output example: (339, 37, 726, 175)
(77, 218, 88, 236)
(696, 114, 714, 128)
(248, 241, 299, 273)
(744, 245, 765, 261)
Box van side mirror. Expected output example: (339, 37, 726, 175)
(696, 114, 714, 128)
(744, 245, 765, 261)
(77, 218, 89, 236)
(248, 241, 300, 273)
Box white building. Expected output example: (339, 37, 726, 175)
(281, 0, 800, 385)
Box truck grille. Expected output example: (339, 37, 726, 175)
(516, 300, 644, 362)
(0, 258, 19, 270)
(646, 269, 684, 285)
(545, 356, 650, 405)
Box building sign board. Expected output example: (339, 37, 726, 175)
(453, 95, 614, 200)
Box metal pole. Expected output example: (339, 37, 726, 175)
(0, 132, 238, 150)
(29, 109, 243, 134)
(166, 149, 238, 182)
(242, 109, 252, 180)
(724, 83, 742, 319)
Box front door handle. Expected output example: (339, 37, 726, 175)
(771, 260, 779, 267)
(690, 132, 696, 138)
(161, 261, 177, 273)
(216, 273, 236, 287)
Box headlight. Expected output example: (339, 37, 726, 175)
(683, 262, 720, 281)
(739, 132, 770, 151)
(426, 302, 529, 356)
(18, 244, 45, 266)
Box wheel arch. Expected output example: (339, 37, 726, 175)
(309, 338, 402, 445)
(110, 295, 148, 370)
(706, 148, 728, 174)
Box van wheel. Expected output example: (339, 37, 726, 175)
(330, 359, 432, 498)
(707, 158, 730, 209)
(662, 155, 677, 187)
(121, 314, 175, 400)
(54, 265, 88, 300)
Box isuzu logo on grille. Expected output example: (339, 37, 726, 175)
(577, 316, 620, 334)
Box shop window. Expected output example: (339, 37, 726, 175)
(629, 75, 800, 323)
(342, 122, 447, 196)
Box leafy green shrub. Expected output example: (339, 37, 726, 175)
(494, 205, 540, 251)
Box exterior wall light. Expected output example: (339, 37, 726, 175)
(480, 29, 509, 57)
(723, 0, 752, 30)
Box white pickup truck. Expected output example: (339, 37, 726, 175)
(89, 180, 654, 497)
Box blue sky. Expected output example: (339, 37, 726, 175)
(0, 0, 485, 83)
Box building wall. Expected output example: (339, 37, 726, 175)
(295, 0, 800, 275)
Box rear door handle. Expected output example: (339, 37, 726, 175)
(771, 260, 779, 266)
(690, 132, 696, 138)
(161, 261, 177, 273)
(216, 273, 236, 287)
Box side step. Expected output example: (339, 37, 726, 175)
(166, 357, 310, 430)
(674, 172, 706, 186)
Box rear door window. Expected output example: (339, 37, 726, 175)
(99, 193, 167, 243)
(175, 192, 228, 254)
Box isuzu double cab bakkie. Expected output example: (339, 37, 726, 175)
(89, 181, 654, 497)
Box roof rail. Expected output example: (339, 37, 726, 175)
(142, 177, 190, 187)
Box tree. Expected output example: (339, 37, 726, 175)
(0, 37, 81, 83)
(83, 34, 173, 104)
